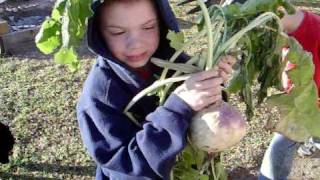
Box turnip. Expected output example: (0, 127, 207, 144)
(189, 101, 246, 153)
(124, 71, 246, 154)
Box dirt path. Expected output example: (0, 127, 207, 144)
(289, 151, 320, 179)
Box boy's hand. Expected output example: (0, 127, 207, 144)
(218, 55, 236, 82)
(174, 69, 224, 111)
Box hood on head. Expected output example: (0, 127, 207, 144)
(87, 0, 181, 62)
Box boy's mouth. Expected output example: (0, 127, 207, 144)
(127, 52, 147, 62)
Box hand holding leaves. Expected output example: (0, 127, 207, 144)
(217, 55, 236, 82)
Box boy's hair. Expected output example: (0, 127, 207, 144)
(101, 0, 156, 9)
(97, 0, 159, 27)
(0, 122, 15, 164)
(103, 0, 139, 5)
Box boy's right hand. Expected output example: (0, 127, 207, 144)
(173, 69, 224, 112)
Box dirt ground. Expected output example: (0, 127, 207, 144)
(289, 151, 320, 179)
(1, 0, 320, 179)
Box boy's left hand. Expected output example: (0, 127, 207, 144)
(218, 55, 236, 82)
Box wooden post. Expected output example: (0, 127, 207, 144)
(0, 26, 40, 55)
(0, 19, 9, 35)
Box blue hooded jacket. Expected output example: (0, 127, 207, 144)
(76, 0, 194, 179)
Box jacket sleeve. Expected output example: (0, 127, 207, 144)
(77, 93, 194, 179)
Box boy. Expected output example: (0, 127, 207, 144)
(259, 7, 320, 180)
(76, 0, 235, 179)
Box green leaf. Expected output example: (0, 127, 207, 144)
(223, 4, 241, 18)
(214, 161, 228, 180)
(294, 83, 318, 114)
(173, 144, 210, 180)
(265, 37, 320, 142)
(226, 69, 244, 93)
(239, 0, 294, 16)
(287, 52, 314, 86)
(35, 19, 62, 54)
(194, 149, 205, 170)
(52, 0, 67, 20)
(54, 47, 79, 72)
(274, 109, 311, 142)
(54, 0, 91, 49)
(182, 152, 193, 167)
(36, 0, 93, 71)
(199, 175, 209, 180)
(166, 30, 185, 51)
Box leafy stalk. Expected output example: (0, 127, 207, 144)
(207, 5, 228, 66)
(159, 54, 201, 104)
(124, 75, 190, 119)
(197, 0, 214, 70)
(159, 30, 206, 80)
(151, 58, 201, 74)
(35, 0, 93, 71)
(215, 12, 282, 64)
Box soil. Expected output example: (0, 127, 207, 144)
(227, 147, 320, 180)
(0, 0, 319, 179)
(289, 151, 320, 179)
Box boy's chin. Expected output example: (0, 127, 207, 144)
(127, 59, 149, 69)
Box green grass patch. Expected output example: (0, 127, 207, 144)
(0, 58, 96, 179)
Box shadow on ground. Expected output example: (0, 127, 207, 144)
(0, 162, 95, 179)
(228, 166, 258, 180)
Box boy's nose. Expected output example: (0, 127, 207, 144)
(126, 34, 143, 49)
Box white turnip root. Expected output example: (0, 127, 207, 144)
(189, 101, 246, 153)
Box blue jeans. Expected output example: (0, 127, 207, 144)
(258, 133, 300, 180)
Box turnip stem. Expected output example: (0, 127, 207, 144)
(159, 55, 201, 104)
(209, 12, 281, 68)
(197, 0, 214, 70)
(151, 58, 201, 74)
(124, 75, 191, 116)
(262, 26, 288, 38)
(211, 158, 218, 180)
(159, 30, 206, 80)
(209, 5, 227, 66)
(124, 112, 141, 127)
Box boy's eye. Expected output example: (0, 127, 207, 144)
(110, 31, 125, 35)
(143, 26, 155, 30)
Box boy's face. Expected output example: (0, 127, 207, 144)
(99, 0, 160, 69)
